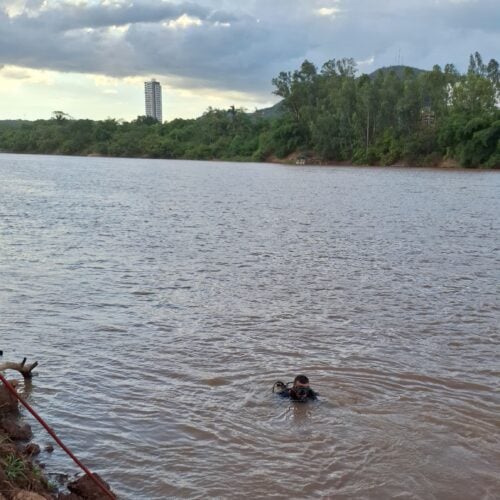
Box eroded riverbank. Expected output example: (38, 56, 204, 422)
(0, 365, 115, 500)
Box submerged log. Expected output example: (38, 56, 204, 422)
(0, 358, 38, 379)
(0, 358, 38, 414)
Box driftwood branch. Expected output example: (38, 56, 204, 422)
(0, 358, 38, 378)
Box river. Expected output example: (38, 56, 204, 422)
(0, 153, 499, 499)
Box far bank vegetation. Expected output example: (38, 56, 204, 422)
(0, 52, 498, 168)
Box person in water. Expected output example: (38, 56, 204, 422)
(273, 375, 318, 402)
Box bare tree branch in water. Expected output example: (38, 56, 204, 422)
(0, 358, 38, 378)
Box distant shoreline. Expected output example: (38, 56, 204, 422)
(265, 153, 480, 170)
(2, 150, 498, 171)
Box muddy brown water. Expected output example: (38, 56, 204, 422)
(0, 153, 499, 499)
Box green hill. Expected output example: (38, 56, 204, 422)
(368, 65, 427, 79)
(251, 101, 285, 119)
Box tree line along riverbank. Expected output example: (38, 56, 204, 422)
(0, 52, 498, 168)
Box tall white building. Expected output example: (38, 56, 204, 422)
(144, 79, 162, 122)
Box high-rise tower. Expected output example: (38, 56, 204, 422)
(144, 79, 162, 122)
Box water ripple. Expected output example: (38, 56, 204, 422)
(0, 154, 499, 499)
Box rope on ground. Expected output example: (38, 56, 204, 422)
(0, 372, 116, 499)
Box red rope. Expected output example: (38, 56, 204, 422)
(0, 373, 116, 499)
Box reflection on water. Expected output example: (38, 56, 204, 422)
(0, 154, 499, 499)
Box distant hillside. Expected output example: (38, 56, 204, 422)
(251, 101, 285, 119)
(368, 65, 427, 79)
(0, 120, 30, 127)
(252, 66, 429, 118)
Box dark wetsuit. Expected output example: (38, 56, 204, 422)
(277, 387, 318, 402)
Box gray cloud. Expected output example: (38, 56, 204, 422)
(0, 0, 498, 97)
(22, 2, 209, 31)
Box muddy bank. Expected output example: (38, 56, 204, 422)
(266, 151, 467, 169)
(0, 379, 115, 500)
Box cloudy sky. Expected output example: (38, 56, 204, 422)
(0, 0, 498, 121)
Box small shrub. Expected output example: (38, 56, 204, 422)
(2, 453, 26, 481)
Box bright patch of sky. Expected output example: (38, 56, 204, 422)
(0, 0, 498, 121)
(316, 7, 341, 16)
(164, 14, 203, 29)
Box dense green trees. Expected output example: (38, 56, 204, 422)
(267, 52, 498, 167)
(0, 52, 498, 167)
(0, 109, 262, 161)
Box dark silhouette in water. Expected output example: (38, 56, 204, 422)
(273, 375, 318, 402)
